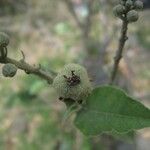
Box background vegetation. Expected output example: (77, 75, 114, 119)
(0, 0, 149, 150)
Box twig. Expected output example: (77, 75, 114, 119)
(63, 0, 93, 36)
(64, 0, 94, 54)
(83, 0, 93, 38)
(21, 50, 25, 61)
(109, 19, 128, 85)
(0, 57, 55, 84)
(63, 0, 84, 30)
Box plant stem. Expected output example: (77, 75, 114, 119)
(0, 57, 55, 84)
(109, 19, 128, 85)
(63, 0, 83, 30)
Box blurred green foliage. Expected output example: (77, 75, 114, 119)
(0, 0, 149, 150)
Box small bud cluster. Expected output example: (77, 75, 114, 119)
(0, 32, 9, 47)
(2, 63, 17, 77)
(0, 32, 9, 59)
(113, 0, 143, 23)
(53, 64, 92, 103)
(0, 33, 18, 78)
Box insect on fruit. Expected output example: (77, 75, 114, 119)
(63, 70, 80, 87)
(53, 63, 92, 102)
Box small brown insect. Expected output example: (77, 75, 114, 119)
(59, 97, 64, 101)
(63, 70, 80, 86)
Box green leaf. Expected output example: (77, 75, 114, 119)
(74, 85, 150, 136)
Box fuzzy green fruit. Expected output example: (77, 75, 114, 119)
(113, 4, 125, 17)
(120, 0, 126, 5)
(127, 10, 139, 22)
(2, 63, 17, 77)
(53, 64, 92, 101)
(0, 32, 9, 47)
(126, 0, 133, 8)
(134, 0, 143, 10)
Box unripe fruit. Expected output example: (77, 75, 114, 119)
(0, 32, 9, 47)
(53, 64, 92, 101)
(120, 0, 126, 5)
(113, 4, 125, 17)
(126, 0, 133, 8)
(134, 0, 143, 10)
(2, 63, 17, 77)
(127, 10, 139, 22)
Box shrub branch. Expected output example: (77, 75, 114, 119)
(109, 18, 128, 85)
(0, 56, 55, 84)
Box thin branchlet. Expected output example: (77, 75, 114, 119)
(0, 56, 55, 84)
(109, 18, 128, 85)
(110, 0, 143, 84)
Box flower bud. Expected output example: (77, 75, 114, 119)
(127, 10, 139, 22)
(113, 4, 125, 17)
(120, 0, 126, 5)
(53, 64, 92, 101)
(0, 32, 9, 47)
(126, 0, 133, 8)
(2, 63, 17, 77)
(134, 0, 143, 10)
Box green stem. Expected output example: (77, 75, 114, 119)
(0, 57, 55, 84)
(109, 19, 128, 85)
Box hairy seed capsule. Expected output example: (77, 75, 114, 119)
(120, 0, 126, 5)
(0, 32, 9, 47)
(126, 0, 133, 8)
(2, 63, 17, 77)
(127, 10, 139, 22)
(113, 4, 125, 17)
(53, 64, 92, 101)
(134, 0, 143, 10)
